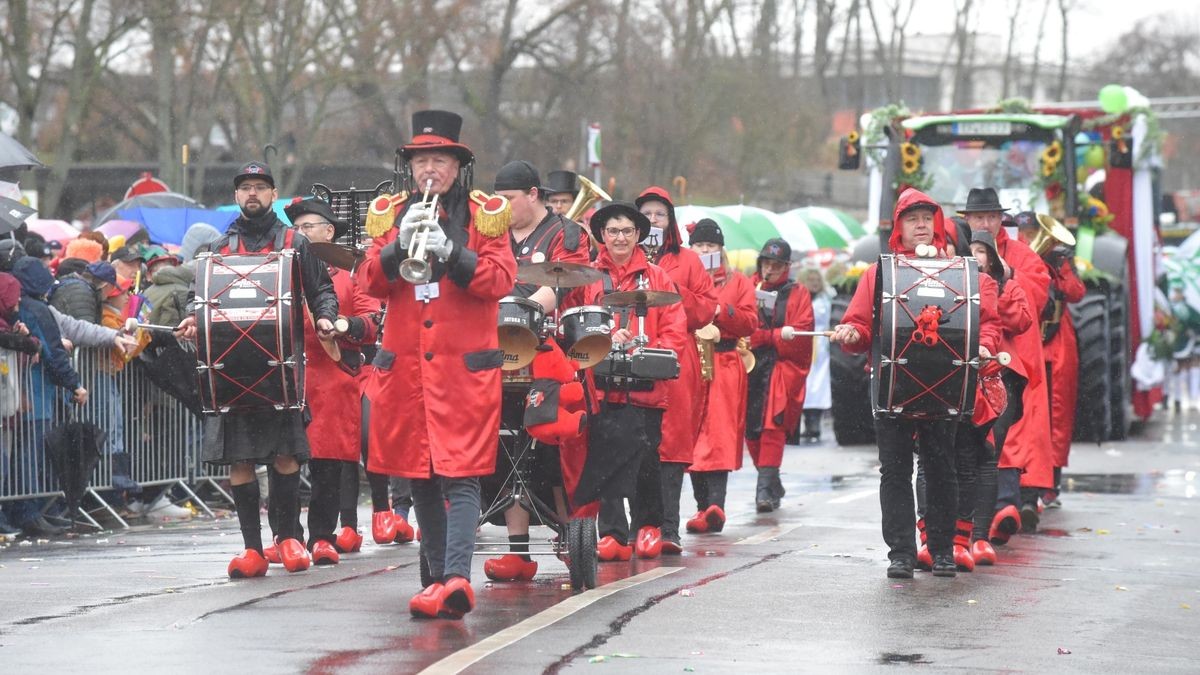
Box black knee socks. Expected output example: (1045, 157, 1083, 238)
(367, 470, 391, 512)
(232, 482, 263, 553)
(509, 533, 531, 562)
(270, 469, 303, 542)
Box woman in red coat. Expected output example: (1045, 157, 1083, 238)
(287, 199, 380, 565)
(563, 203, 688, 561)
(636, 186, 717, 553)
(684, 219, 757, 534)
(746, 238, 813, 513)
(357, 110, 517, 619)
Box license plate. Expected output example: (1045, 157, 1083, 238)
(952, 121, 1013, 136)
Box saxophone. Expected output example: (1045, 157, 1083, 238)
(695, 323, 719, 381)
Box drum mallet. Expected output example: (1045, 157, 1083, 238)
(779, 326, 834, 340)
(980, 351, 1012, 366)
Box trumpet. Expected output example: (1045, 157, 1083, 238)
(399, 179, 439, 284)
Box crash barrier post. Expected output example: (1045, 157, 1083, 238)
(1, 344, 210, 529)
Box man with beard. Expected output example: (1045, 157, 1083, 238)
(176, 162, 339, 579)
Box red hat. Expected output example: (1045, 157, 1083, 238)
(400, 110, 474, 164)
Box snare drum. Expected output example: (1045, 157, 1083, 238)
(498, 296, 545, 371)
(871, 254, 980, 419)
(558, 305, 614, 368)
(195, 252, 304, 414)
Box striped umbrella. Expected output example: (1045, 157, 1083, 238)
(782, 207, 868, 249)
(676, 204, 865, 254)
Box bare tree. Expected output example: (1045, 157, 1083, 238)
(1054, 0, 1075, 100)
(1001, 0, 1023, 98)
(0, 0, 75, 146)
(812, 0, 839, 102)
(1025, 0, 1052, 98)
(950, 0, 975, 108)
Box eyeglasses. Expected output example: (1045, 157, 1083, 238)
(237, 183, 273, 193)
(297, 221, 332, 230)
(604, 227, 637, 239)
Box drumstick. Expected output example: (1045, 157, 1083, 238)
(131, 322, 185, 333)
(779, 327, 834, 340)
(981, 352, 1012, 366)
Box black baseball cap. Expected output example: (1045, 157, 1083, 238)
(234, 161, 275, 189)
(110, 245, 141, 263)
(493, 160, 542, 192)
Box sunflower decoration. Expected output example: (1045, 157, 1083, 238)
(1032, 140, 1067, 212)
(896, 142, 931, 191)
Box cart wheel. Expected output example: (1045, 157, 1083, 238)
(567, 517, 598, 590)
(419, 552, 435, 588)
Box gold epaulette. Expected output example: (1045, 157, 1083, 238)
(469, 189, 511, 238)
(365, 192, 409, 239)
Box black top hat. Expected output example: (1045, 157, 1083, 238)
(757, 237, 792, 264)
(285, 197, 349, 240)
(544, 170, 579, 196)
(401, 110, 474, 164)
(958, 187, 1009, 214)
(589, 202, 651, 244)
(689, 218, 724, 247)
(234, 161, 274, 188)
(968, 230, 1004, 281)
(493, 160, 542, 192)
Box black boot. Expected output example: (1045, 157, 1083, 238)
(887, 557, 914, 579)
(931, 552, 957, 577)
(770, 468, 785, 509)
(755, 469, 775, 513)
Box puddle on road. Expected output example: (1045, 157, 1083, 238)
(1063, 472, 1196, 498)
(879, 652, 931, 665)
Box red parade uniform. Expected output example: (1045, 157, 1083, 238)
(359, 196, 517, 479)
(303, 267, 380, 462)
(692, 271, 758, 473)
(1042, 258, 1086, 469)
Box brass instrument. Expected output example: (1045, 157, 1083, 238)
(1027, 213, 1075, 257)
(399, 179, 439, 284)
(695, 323, 719, 381)
(565, 174, 611, 223)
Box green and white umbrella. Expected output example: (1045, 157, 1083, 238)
(675, 204, 866, 254)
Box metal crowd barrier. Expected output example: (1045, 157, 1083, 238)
(0, 343, 225, 530)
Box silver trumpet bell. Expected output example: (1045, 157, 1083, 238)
(399, 179, 439, 284)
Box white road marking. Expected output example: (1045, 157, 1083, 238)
(734, 523, 804, 545)
(419, 566, 683, 674)
(826, 488, 878, 505)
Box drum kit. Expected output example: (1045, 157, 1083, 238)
(496, 261, 683, 389)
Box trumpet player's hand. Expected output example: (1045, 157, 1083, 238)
(425, 224, 454, 261)
(398, 204, 434, 249)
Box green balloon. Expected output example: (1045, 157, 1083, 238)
(1099, 84, 1128, 114)
(1084, 144, 1106, 169)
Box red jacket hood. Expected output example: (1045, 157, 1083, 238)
(636, 186, 682, 254)
(890, 188, 947, 255)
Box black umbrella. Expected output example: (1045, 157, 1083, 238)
(45, 417, 106, 519)
(95, 192, 201, 226)
(134, 341, 203, 415)
(0, 195, 36, 235)
(0, 132, 44, 171)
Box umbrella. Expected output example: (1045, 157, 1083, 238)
(117, 207, 236, 245)
(782, 207, 869, 249)
(0, 132, 44, 171)
(0, 195, 36, 234)
(1165, 233, 1200, 314)
(26, 217, 80, 243)
(95, 192, 200, 225)
(134, 343, 203, 415)
(45, 417, 106, 519)
(95, 219, 146, 241)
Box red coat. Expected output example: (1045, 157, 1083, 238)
(564, 246, 688, 411)
(656, 247, 717, 464)
(748, 273, 813, 436)
(990, 230, 1052, 487)
(1043, 258, 1086, 467)
(303, 266, 380, 462)
(359, 197, 517, 478)
(692, 271, 757, 471)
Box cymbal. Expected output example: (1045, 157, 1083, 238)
(309, 242, 363, 271)
(517, 261, 603, 288)
(601, 289, 682, 308)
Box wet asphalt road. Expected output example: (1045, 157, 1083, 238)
(1, 413, 1197, 674)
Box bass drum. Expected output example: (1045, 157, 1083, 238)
(195, 251, 304, 414)
(871, 254, 980, 420)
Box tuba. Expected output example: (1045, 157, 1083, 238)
(1026, 213, 1075, 257)
(565, 174, 611, 223)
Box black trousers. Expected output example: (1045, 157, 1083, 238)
(876, 416, 958, 561)
(592, 405, 664, 545)
(690, 471, 729, 511)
